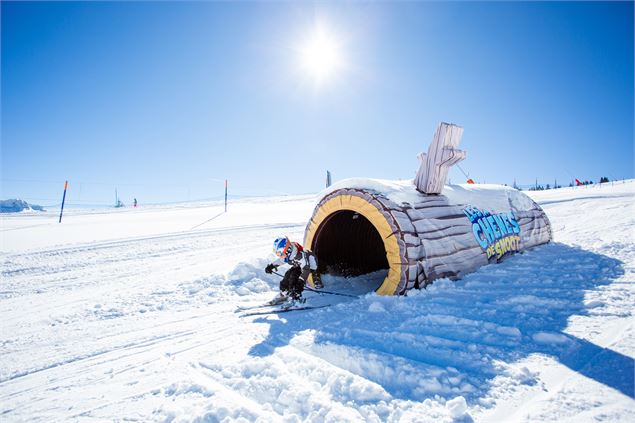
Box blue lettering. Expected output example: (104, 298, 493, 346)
(500, 214, 514, 233)
(466, 206, 481, 223)
(487, 215, 501, 239)
(493, 214, 508, 236)
(479, 218, 495, 244)
(472, 223, 488, 248)
(466, 207, 523, 250)
(508, 212, 520, 234)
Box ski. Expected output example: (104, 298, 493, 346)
(235, 298, 307, 312)
(235, 302, 280, 312)
(239, 304, 330, 317)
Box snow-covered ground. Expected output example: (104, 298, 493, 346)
(1, 181, 633, 422)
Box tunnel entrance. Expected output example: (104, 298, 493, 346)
(312, 210, 389, 278)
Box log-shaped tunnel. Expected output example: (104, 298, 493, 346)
(312, 210, 389, 278)
(305, 184, 552, 296)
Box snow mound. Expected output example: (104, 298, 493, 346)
(177, 259, 281, 300)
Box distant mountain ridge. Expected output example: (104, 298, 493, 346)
(0, 199, 45, 213)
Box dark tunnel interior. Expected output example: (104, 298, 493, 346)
(312, 210, 389, 277)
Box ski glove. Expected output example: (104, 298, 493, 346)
(265, 263, 278, 274)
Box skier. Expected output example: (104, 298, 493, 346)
(265, 236, 323, 306)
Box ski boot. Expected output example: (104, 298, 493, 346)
(312, 273, 324, 289)
(281, 295, 306, 310)
(268, 292, 288, 306)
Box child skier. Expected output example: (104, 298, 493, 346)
(265, 236, 323, 306)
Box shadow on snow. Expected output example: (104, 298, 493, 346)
(248, 242, 633, 402)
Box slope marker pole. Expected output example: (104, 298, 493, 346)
(58, 180, 68, 223)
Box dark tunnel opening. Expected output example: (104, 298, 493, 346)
(312, 210, 389, 278)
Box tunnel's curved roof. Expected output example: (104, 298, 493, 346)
(320, 178, 537, 214)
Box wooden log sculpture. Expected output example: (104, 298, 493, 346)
(304, 124, 552, 295)
(415, 122, 466, 194)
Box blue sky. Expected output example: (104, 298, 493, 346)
(2, 1, 633, 206)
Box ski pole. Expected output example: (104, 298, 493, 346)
(304, 286, 359, 298)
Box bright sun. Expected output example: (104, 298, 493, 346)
(299, 26, 342, 84)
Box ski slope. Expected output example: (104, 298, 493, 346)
(1, 182, 634, 422)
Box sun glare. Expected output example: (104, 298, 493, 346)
(299, 26, 342, 85)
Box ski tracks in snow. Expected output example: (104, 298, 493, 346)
(0, 222, 305, 420)
(1, 185, 634, 421)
